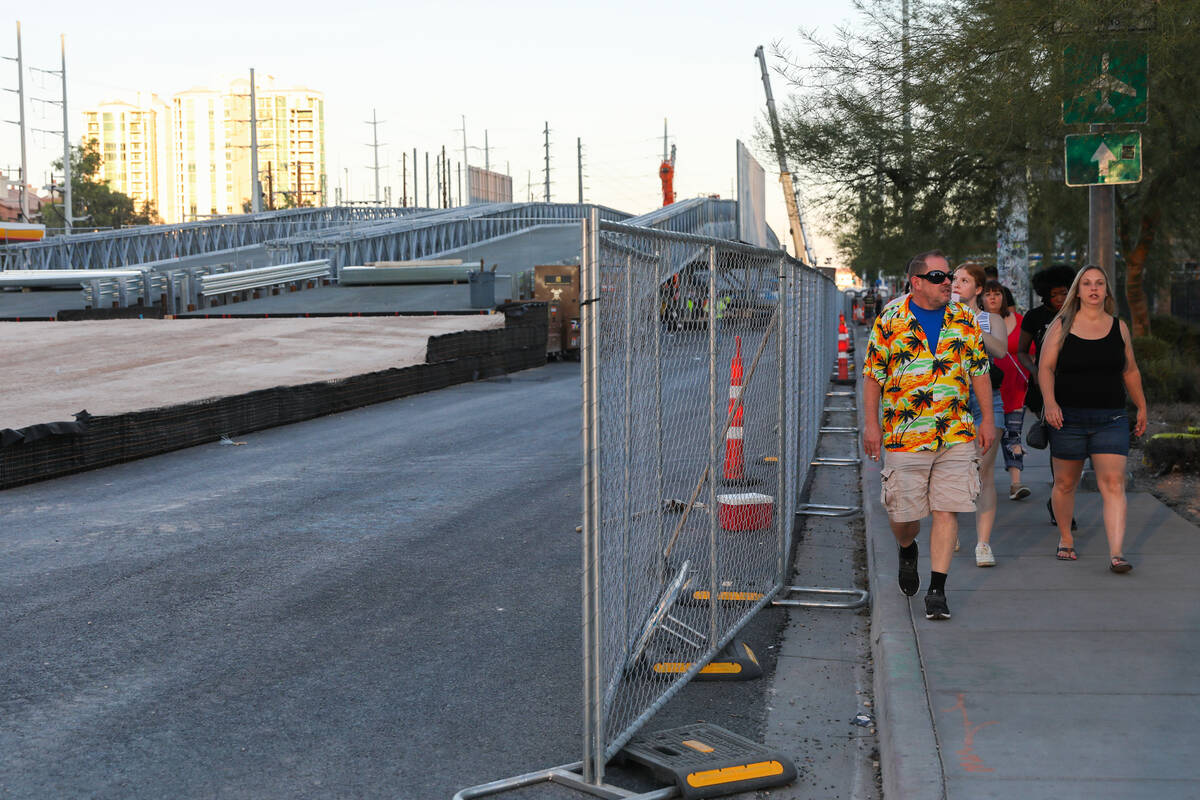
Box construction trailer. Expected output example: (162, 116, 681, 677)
(532, 264, 580, 360)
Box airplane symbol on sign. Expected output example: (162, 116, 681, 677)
(1078, 51, 1137, 115)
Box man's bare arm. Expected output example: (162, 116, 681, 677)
(862, 376, 883, 461)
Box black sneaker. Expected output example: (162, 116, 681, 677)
(898, 544, 919, 597)
(924, 589, 951, 620)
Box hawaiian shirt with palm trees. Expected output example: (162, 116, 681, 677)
(864, 296, 990, 452)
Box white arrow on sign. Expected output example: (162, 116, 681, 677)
(1092, 142, 1117, 177)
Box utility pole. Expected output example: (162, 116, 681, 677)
(365, 108, 384, 204)
(248, 68, 261, 213)
(577, 137, 584, 204)
(265, 162, 274, 210)
(59, 36, 71, 231)
(442, 145, 449, 207)
(460, 114, 470, 206)
(1089, 122, 1116, 281)
(543, 121, 551, 203)
(295, 159, 302, 207)
(425, 151, 430, 208)
(401, 152, 407, 206)
(2, 22, 30, 221)
(900, 0, 913, 235)
(457, 161, 461, 208)
(484, 130, 490, 171)
(31, 36, 75, 230)
(412, 148, 418, 206)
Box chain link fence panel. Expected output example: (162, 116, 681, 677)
(580, 212, 838, 779)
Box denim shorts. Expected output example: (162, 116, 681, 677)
(1048, 407, 1130, 460)
(969, 388, 1004, 430)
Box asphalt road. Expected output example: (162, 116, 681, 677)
(0, 365, 587, 798)
(0, 355, 829, 799)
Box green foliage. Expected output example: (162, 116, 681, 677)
(1148, 313, 1200, 355)
(1133, 335, 1170, 363)
(42, 140, 159, 229)
(1139, 353, 1200, 405)
(1144, 432, 1200, 474)
(769, 0, 1200, 297)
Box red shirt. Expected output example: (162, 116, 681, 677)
(994, 312, 1029, 413)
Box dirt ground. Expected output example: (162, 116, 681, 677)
(1129, 402, 1200, 527)
(1, 315, 504, 430)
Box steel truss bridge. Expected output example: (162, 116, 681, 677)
(1, 198, 758, 276)
(0, 206, 418, 271)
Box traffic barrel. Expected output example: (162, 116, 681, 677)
(723, 335, 746, 482)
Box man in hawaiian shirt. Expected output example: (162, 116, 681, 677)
(862, 250, 994, 620)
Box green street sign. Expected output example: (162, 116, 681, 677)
(1064, 132, 1142, 187)
(1062, 41, 1148, 124)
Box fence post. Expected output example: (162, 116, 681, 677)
(707, 245, 719, 647)
(622, 252, 634, 673)
(579, 207, 604, 785)
(776, 255, 789, 584)
(654, 246, 666, 573)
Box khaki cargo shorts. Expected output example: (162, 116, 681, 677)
(880, 442, 981, 523)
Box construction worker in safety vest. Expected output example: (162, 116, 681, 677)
(714, 294, 731, 321)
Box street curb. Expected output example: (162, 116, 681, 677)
(854, 327, 947, 800)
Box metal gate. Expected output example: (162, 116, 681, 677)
(579, 210, 839, 782)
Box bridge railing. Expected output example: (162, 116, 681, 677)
(0, 206, 422, 271)
(269, 202, 633, 278)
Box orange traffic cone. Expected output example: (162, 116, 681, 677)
(834, 319, 855, 385)
(723, 335, 746, 481)
(838, 313, 854, 353)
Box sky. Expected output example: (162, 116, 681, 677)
(2, 0, 861, 263)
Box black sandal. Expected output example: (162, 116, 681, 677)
(1056, 546, 1077, 561)
(1110, 556, 1133, 573)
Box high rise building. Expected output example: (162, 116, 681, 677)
(219, 75, 325, 217)
(83, 77, 325, 223)
(82, 93, 175, 223)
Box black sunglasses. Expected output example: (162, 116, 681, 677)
(913, 270, 950, 284)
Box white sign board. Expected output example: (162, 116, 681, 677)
(468, 166, 514, 204)
(736, 140, 769, 248)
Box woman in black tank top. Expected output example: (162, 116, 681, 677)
(1036, 267, 1147, 573)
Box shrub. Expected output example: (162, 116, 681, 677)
(1140, 354, 1200, 405)
(1133, 335, 1170, 363)
(1150, 314, 1200, 355)
(1144, 432, 1200, 474)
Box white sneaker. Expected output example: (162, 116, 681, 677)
(975, 542, 995, 567)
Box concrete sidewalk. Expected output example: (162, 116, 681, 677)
(861, 372, 1200, 798)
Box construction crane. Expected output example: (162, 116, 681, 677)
(754, 45, 815, 266)
(659, 118, 676, 206)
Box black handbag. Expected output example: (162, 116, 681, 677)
(989, 362, 1004, 390)
(1026, 414, 1049, 450)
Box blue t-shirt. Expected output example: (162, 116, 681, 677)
(908, 300, 946, 353)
